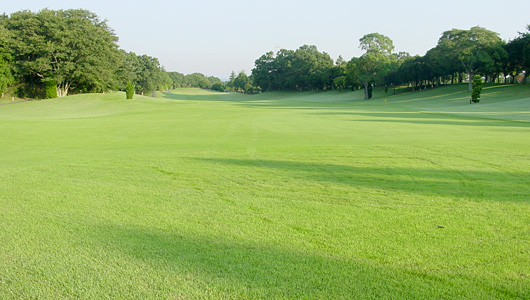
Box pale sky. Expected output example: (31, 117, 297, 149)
(3, 0, 530, 79)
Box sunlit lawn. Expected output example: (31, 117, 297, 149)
(0, 85, 529, 299)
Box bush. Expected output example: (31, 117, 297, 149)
(45, 81, 57, 99)
(471, 75, 482, 103)
(211, 83, 225, 92)
(126, 81, 134, 99)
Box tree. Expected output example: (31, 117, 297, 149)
(252, 52, 275, 91)
(251, 45, 334, 92)
(5, 9, 120, 97)
(357, 33, 395, 99)
(345, 57, 361, 90)
(437, 26, 506, 90)
(234, 71, 249, 92)
(116, 50, 139, 90)
(505, 25, 530, 84)
(331, 56, 347, 91)
(181, 73, 209, 89)
(211, 83, 225, 92)
(158, 70, 172, 91)
(226, 71, 237, 90)
(423, 45, 460, 85)
(0, 21, 14, 95)
(135, 54, 165, 95)
(524, 25, 530, 83)
(471, 75, 482, 103)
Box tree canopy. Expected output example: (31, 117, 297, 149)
(249, 25, 529, 97)
(0, 9, 528, 100)
(0, 8, 221, 99)
(435, 26, 507, 90)
(0, 21, 14, 94)
(252, 45, 334, 91)
(4, 9, 120, 97)
(357, 33, 396, 99)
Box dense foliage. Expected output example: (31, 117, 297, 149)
(251, 26, 530, 95)
(3, 9, 120, 97)
(166, 72, 223, 90)
(125, 81, 134, 99)
(0, 9, 528, 100)
(45, 80, 57, 99)
(0, 17, 14, 95)
(252, 45, 334, 91)
(0, 9, 222, 99)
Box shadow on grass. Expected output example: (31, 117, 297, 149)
(93, 224, 505, 299)
(195, 158, 530, 203)
(160, 90, 368, 108)
(309, 111, 530, 128)
(160, 91, 250, 102)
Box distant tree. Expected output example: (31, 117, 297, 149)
(115, 50, 139, 90)
(436, 26, 506, 90)
(423, 45, 459, 85)
(505, 25, 530, 84)
(252, 52, 275, 91)
(135, 55, 158, 95)
(0, 22, 14, 95)
(246, 85, 262, 94)
(471, 75, 482, 103)
(345, 57, 361, 90)
(184, 73, 211, 89)
(333, 76, 347, 91)
(167, 71, 185, 88)
(335, 55, 346, 66)
(208, 76, 222, 87)
(211, 83, 225, 92)
(234, 71, 249, 92)
(524, 25, 530, 83)
(157, 70, 172, 91)
(227, 71, 237, 90)
(5, 9, 120, 97)
(357, 33, 395, 99)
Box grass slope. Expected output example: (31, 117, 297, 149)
(0, 85, 529, 299)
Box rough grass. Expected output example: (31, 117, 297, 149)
(0, 85, 529, 299)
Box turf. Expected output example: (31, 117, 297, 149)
(0, 85, 529, 299)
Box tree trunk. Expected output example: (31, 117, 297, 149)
(56, 82, 70, 98)
(468, 73, 473, 91)
(364, 80, 369, 99)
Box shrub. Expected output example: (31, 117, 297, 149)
(45, 81, 57, 99)
(471, 75, 482, 103)
(126, 81, 134, 99)
(211, 83, 225, 92)
(246, 86, 262, 94)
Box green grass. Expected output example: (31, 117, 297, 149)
(0, 85, 529, 299)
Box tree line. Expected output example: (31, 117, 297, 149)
(0, 9, 223, 99)
(1, 9, 528, 100)
(252, 26, 530, 98)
